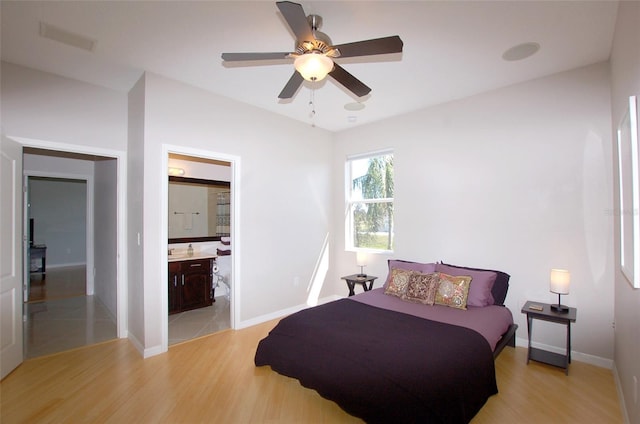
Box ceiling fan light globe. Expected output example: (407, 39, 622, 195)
(294, 52, 333, 82)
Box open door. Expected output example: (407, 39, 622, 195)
(1, 134, 24, 379)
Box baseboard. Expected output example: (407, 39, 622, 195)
(515, 336, 613, 369)
(236, 295, 342, 330)
(613, 362, 631, 424)
(143, 345, 165, 358)
(128, 332, 144, 357)
(45, 262, 87, 269)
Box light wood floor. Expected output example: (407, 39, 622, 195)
(1, 319, 623, 423)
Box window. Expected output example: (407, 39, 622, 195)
(346, 151, 394, 252)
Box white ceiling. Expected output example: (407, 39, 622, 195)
(1, 1, 619, 132)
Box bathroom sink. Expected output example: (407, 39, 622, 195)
(168, 253, 216, 261)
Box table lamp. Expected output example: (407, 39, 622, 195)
(550, 268, 570, 313)
(356, 252, 368, 277)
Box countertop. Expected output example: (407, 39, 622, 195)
(168, 253, 217, 262)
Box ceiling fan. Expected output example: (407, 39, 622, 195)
(221, 1, 403, 100)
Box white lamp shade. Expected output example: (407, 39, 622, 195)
(550, 269, 570, 294)
(294, 52, 333, 81)
(356, 252, 368, 267)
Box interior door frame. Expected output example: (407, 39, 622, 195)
(23, 172, 94, 301)
(11, 136, 128, 338)
(161, 144, 241, 351)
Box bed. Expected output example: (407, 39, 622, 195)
(255, 260, 517, 423)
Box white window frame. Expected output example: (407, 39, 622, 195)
(345, 149, 394, 253)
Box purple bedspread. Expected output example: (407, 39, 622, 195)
(350, 288, 514, 351)
(255, 299, 498, 423)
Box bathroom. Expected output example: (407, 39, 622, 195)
(167, 153, 232, 344)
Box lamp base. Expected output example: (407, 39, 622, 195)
(550, 303, 569, 313)
(357, 265, 366, 278)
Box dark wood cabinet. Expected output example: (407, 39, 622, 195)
(168, 258, 213, 314)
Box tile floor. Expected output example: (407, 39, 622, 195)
(24, 295, 117, 358)
(169, 296, 230, 345)
(25, 266, 231, 357)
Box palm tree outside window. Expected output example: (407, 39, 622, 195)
(347, 151, 394, 251)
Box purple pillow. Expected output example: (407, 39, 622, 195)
(439, 262, 510, 306)
(384, 260, 436, 289)
(435, 263, 496, 307)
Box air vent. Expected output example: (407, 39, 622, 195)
(39, 22, 96, 52)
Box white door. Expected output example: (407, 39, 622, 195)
(1, 134, 24, 379)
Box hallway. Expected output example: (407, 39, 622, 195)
(25, 266, 116, 358)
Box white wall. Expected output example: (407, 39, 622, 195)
(1, 62, 127, 150)
(3, 55, 621, 368)
(137, 72, 333, 354)
(127, 75, 146, 353)
(94, 159, 118, 320)
(23, 153, 94, 283)
(28, 177, 87, 267)
(610, 2, 640, 423)
(3, 61, 128, 338)
(333, 62, 614, 363)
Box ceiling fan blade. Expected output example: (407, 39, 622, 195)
(333, 35, 403, 58)
(276, 1, 314, 43)
(278, 71, 304, 99)
(329, 63, 371, 98)
(221, 52, 291, 61)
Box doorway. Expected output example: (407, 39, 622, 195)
(162, 145, 240, 347)
(26, 176, 87, 302)
(166, 152, 233, 345)
(22, 146, 122, 357)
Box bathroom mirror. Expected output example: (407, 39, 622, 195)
(168, 176, 230, 243)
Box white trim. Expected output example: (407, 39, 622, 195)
(10, 136, 128, 339)
(161, 144, 241, 352)
(236, 295, 341, 330)
(346, 147, 394, 161)
(345, 150, 395, 252)
(617, 95, 640, 288)
(46, 262, 87, 269)
(515, 337, 613, 369)
(613, 362, 632, 424)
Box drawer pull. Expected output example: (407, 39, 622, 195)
(190, 263, 202, 268)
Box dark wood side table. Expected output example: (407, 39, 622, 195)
(521, 301, 577, 375)
(341, 274, 378, 296)
(29, 244, 47, 279)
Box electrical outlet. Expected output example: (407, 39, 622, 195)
(633, 376, 638, 405)
(293, 276, 300, 287)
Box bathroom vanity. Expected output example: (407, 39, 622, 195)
(168, 256, 216, 314)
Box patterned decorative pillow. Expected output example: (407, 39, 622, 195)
(434, 273, 472, 310)
(383, 260, 436, 289)
(384, 268, 413, 298)
(435, 263, 496, 307)
(403, 272, 439, 305)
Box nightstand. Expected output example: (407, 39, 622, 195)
(341, 274, 377, 296)
(521, 301, 577, 375)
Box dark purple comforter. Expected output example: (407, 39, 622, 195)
(255, 299, 498, 423)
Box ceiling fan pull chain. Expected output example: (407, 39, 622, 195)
(309, 87, 317, 127)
